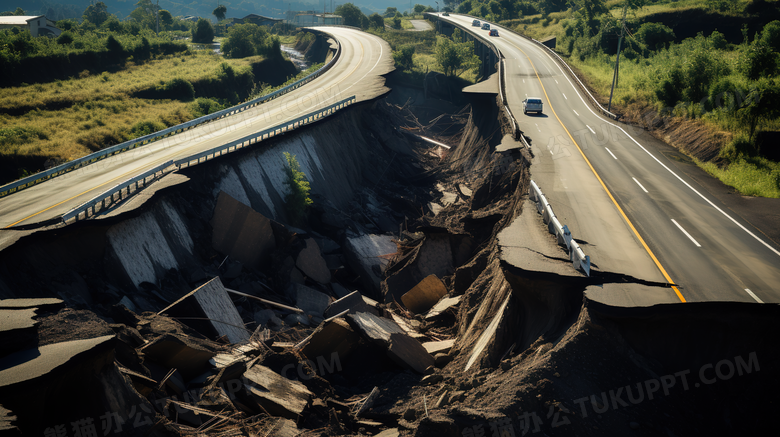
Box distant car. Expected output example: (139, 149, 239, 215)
(523, 98, 543, 115)
(481, 23, 490, 30)
(442, 11, 449, 16)
(489, 29, 499, 37)
(472, 19, 480, 26)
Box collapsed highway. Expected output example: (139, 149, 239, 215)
(0, 18, 779, 437)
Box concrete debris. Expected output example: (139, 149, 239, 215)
(425, 295, 462, 319)
(119, 296, 138, 313)
(243, 364, 313, 419)
(138, 334, 216, 379)
(159, 277, 250, 344)
(0, 405, 18, 435)
(387, 333, 435, 374)
(324, 290, 379, 318)
(347, 311, 406, 343)
(211, 191, 277, 266)
(388, 311, 426, 339)
(285, 313, 310, 326)
(375, 428, 400, 437)
(356, 386, 380, 417)
(422, 339, 455, 355)
(331, 282, 353, 299)
(345, 234, 397, 293)
(300, 318, 361, 362)
(428, 202, 443, 216)
(288, 283, 331, 317)
(401, 275, 448, 314)
(458, 183, 472, 197)
(296, 238, 332, 284)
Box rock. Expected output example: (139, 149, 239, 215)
(401, 275, 448, 314)
(331, 282, 352, 299)
(458, 183, 472, 197)
(375, 429, 400, 437)
(500, 360, 511, 371)
(324, 254, 344, 270)
(296, 238, 331, 284)
(285, 313, 310, 326)
(347, 312, 434, 374)
(288, 283, 331, 317)
(434, 353, 452, 368)
(630, 421, 640, 430)
(254, 309, 282, 328)
(403, 408, 417, 421)
(421, 374, 443, 385)
(314, 237, 341, 254)
(243, 364, 313, 419)
(222, 260, 242, 279)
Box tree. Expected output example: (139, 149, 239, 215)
(458, 0, 472, 13)
(222, 23, 270, 58)
(393, 16, 402, 29)
(83, 2, 109, 26)
(393, 45, 415, 70)
(737, 79, 780, 143)
(158, 10, 173, 30)
(213, 4, 227, 21)
(369, 13, 384, 30)
(435, 34, 479, 77)
(384, 7, 398, 18)
(414, 4, 426, 14)
(760, 20, 780, 51)
(192, 18, 214, 43)
(636, 22, 675, 51)
(129, 0, 156, 29)
(13, 7, 25, 16)
(106, 35, 126, 64)
(335, 3, 368, 28)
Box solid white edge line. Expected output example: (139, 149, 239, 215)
(744, 288, 764, 303)
(672, 219, 701, 247)
(536, 39, 780, 259)
(633, 177, 649, 193)
(605, 148, 617, 160)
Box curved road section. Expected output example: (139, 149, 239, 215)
(440, 13, 780, 305)
(0, 27, 392, 230)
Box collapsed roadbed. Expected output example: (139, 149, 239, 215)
(0, 80, 778, 437)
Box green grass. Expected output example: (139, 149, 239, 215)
(699, 157, 780, 198)
(0, 51, 261, 167)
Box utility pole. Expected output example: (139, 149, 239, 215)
(155, 0, 159, 35)
(608, 4, 627, 113)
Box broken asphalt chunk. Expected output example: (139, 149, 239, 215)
(288, 283, 331, 317)
(324, 290, 379, 318)
(211, 191, 277, 266)
(299, 318, 361, 362)
(296, 238, 332, 284)
(0, 309, 38, 357)
(138, 334, 215, 380)
(243, 364, 313, 419)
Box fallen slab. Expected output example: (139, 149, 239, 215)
(243, 364, 313, 419)
(299, 318, 362, 362)
(296, 238, 331, 284)
(159, 277, 250, 344)
(138, 334, 216, 380)
(347, 312, 433, 373)
(401, 275, 448, 314)
(211, 191, 277, 266)
(345, 234, 397, 293)
(348, 311, 406, 344)
(288, 283, 331, 317)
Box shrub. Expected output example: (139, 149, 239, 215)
(158, 78, 195, 101)
(190, 97, 225, 117)
(129, 120, 166, 138)
(283, 152, 312, 224)
(57, 32, 74, 45)
(192, 18, 214, 43)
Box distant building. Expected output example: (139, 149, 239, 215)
(291, 13, 343, 26)
(241, 14, 283, 27)
(0, 15, 61, 37)
(179, 15, 200, 23)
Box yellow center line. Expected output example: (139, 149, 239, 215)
(6, 35, 368, 230)
(508, 41, 686, 303)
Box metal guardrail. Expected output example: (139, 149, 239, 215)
(529, 180, 591, 276)
(175, 96, 356, 168)
(61, 161, 174, 223)
(0, 35, 343, 200)
(61, 96, 357, 224)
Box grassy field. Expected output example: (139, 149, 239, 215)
(0, 50, 262, 180)
(500, 2, 780, 198)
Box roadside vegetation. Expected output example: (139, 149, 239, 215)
(450, 0, 780, 197)
(0, 2, 299, 184)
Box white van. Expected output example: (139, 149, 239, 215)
(522, 98, 543, 114)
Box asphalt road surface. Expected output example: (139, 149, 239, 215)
(441, 13, 780, 305)
(0, 27, 392, 230)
